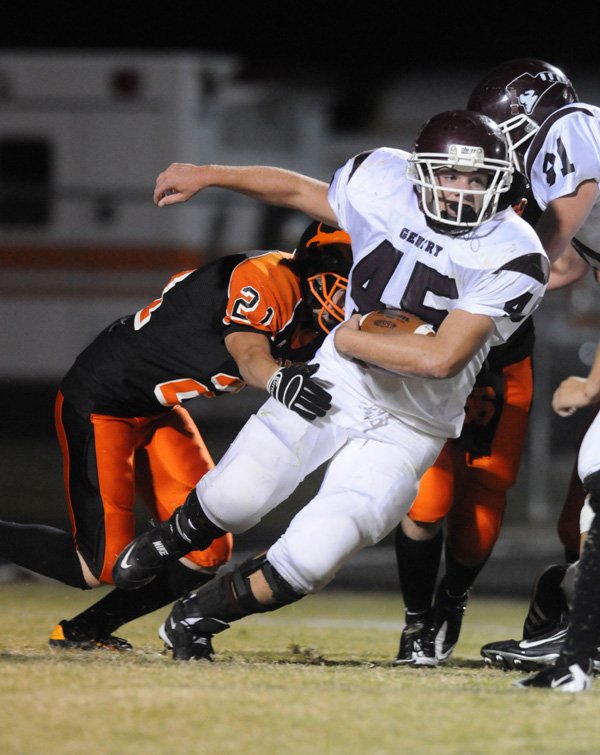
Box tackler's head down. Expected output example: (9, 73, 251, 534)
(292, 221, 352, 334)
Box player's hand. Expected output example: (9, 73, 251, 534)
(154, 163, 211, 206)
(267, 363, 332, 420)
(552, 376, 589, 416)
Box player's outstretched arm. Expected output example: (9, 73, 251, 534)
(153, 163, 337, 224)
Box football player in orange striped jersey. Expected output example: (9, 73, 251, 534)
(0, 221, 351, 653)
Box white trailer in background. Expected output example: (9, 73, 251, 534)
(0, 51, 331, 379)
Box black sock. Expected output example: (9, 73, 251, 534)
(561, 508, 600, 669)
(68, 561, 215, 637)
(0, 520, 87, 588)
(178, 488, 227, 547)
(394, 524, 443, 613)
(441, 543, 487, 598)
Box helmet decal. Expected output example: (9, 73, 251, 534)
(297, 221, 351, 252)
(467, 59, 578, 171)
(506, 70, 567, 117)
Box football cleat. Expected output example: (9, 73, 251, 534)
(49, 619, 132, 651)
(158, 594, 229, 661)
(515, 661, 593, 693)
(432, 586, 469, 662)
(112, 517, 188, 590)
(159, 619, 215, 662)
(481, 622, 600, 673)
(522, 563, 568, 639)
(394, 610, 437, 667)
(481, 624, 567, 672)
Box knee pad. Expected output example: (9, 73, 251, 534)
(583, 471, 600, 514)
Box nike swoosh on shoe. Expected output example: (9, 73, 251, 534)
(519, 629, 567, 649)
(119, 545, 136, 570)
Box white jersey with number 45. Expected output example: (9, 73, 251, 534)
(317, 147, 548, 438)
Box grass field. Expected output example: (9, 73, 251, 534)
(1, 581, 599, 754)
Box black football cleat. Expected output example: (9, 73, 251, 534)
(515, 661, 593, 692)
(49, 619, 132, 651)
(481, 624, 568, 672)
(159, 619, 215, 662)
(394, 610, 437, 666)
(159, 594, 229, 661)
(432, 586, 469, 663)
(481, 621, 600, 673)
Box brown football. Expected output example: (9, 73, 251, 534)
(359, 308, 435, 336)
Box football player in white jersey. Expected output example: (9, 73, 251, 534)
(111, 110, 548, 662)
(469, 58, 600, 692)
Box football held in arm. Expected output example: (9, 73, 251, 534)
(359, 308, 435, 336)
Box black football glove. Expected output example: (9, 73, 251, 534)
(266, 362, 332, 421)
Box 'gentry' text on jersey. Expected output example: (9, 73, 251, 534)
(325, 147, 548, 438)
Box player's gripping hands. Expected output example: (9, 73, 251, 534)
(267, 363, 332, 421)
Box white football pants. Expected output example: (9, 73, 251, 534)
(578, 409, 600, 482)
(195, 396, 443, 594)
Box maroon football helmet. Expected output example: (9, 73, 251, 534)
(407, 110, 513, 233)
(467, 58, 578, 170)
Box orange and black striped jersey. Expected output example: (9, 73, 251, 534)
(61, 252, 322, 416)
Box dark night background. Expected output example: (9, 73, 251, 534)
(0, 0, 597, 137)
(2, 2, 596, 139)
(0, 3, 596, 82)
